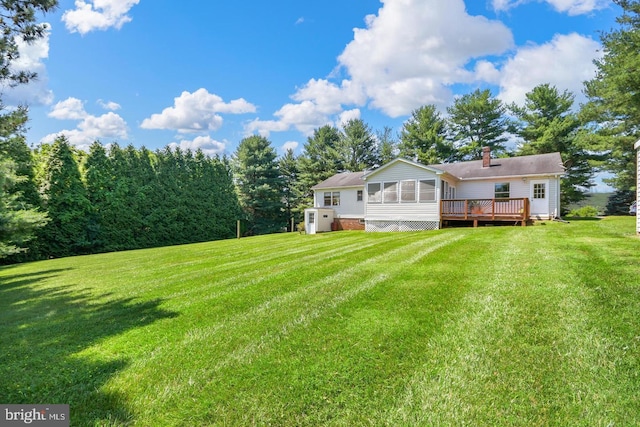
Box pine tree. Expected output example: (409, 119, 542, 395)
(376, 126, 398, 165)
(582, 0, 640, 194)
(398, 105, 453, 164)
(338, 118, 379, 171)
(511, 84, 595, 208)
(38, 136, 91, 257)
(279, 148, 301, 230)
(447, 89, 510, 160)
(297, 125, 342, 208)
(233, 135, 285, 235)
(84, 141, 111, 252)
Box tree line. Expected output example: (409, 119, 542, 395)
(3, 135, 241, 262)
(1, 0, 639, 261)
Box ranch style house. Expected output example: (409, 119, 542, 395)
(304, 147, 565, 234)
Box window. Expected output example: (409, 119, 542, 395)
(442, 181, 456, 199)
(495, 183, 510, 199)
(419, 179, 436, 202)
(400, 180, 416, 202)
(533, 183, 545, 199)
(367, 183, 381, 203)
(323, 192, 340, 206)
(308, 212, 315, 224)
(383, 182, 398, 203)
(357, 190, 363, 202)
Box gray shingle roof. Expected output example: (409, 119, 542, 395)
(311, 171, 365, 189)
(311, 153, 565, 189)
(430, 152, 565, 180)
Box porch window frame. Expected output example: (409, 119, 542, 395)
(383, 181, 399, 203)
(367, 182, 382, 203)
(400, 179, 417, 203)
(419, 179, 436, 202)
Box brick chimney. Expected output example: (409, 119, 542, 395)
(482, 146, 491, 168)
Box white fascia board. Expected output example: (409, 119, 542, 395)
(456, 173, 564, 181)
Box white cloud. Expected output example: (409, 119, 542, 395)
(62, 0, 140, 35)
(473, 60, 502, 85)
(98, 99, 121, 111)
(48, 97, 88, 120)
(248, 0, 514, 135)
(43, 101, 128, 150)
(141, 88, 256, 133)
(282, 141, 299, 152)
(497, 33, 602, 106)
(169, 135, 226, 157)
(2, 26, 54, 106)
(338, 0, 514, 116)
(492, 0, 609, 15)
(338, 109, 362, 127)
(246, 79, 365, 136)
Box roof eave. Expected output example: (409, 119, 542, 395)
(312, 184, 364, 190)
(456, 172, 565, 181)
(363, 158, 444, 180)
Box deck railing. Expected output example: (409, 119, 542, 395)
(441, 198, 530, 225)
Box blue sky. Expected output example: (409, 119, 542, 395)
(4, 0, 620, 188)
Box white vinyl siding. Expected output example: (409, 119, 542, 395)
(315, 187, 364, 219)
(456, 176, 561, 219)
(364, 161, 442, 222)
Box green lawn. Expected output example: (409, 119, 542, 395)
(1, 217, 639, 426)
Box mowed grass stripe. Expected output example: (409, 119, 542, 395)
(119, 232, 458, 366)
(104, 233, 467, 419)
(165, 232, 409, 308)
(384, 223, 639, 426)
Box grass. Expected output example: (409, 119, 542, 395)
(1, 217, 639, 426)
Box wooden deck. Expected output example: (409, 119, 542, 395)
(441, 198, 530, 227)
